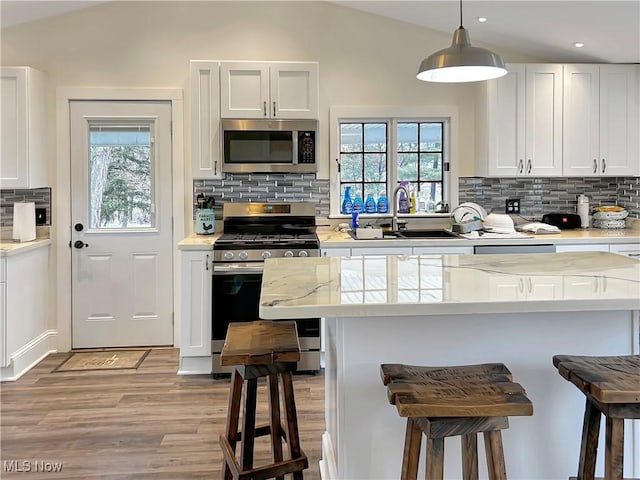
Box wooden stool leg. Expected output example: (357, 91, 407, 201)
(425, 436, 445, 480)
(461, 433, 479, 480)
(280, 371, 304, 480)
(240, 377, 258, 472)
(401, 418, 422, 480)
(222, 368, 244, 480)
(268, 373, 284, 480)
(578, 398, 601, 480)
(605, 417, 624, 480)
(483, 430, 507, 480)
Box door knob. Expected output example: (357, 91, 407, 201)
(74, 240, 89, 249)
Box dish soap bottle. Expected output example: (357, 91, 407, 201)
(377, 191, 389, 214)
(409, 189, 417, 214)
(364, 193, 377, 213)
(398, 182, 410, 214)
(353, 191, 364, 213)
(342, 186, 353, 214)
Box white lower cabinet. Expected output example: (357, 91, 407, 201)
(556, 244, 610, 253)
(321, 248, 350, 257)
(179, 250, 212, 374)
(610, 243, 640, 260)
(1, 258, 6, 367)
(351, 246, 412, 256)
(413, 246, 473, 255)
(1, 245, 52, 380)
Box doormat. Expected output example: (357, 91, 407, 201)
(53, 349, 151, 372)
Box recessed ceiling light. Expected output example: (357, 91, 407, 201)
(478, 17, 487, 23)
(574, 42, 585, 48)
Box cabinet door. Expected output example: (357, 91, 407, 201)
(190, 61, 222, 178)
(599, 64, 639, 176)
(413, 246, 473, 255)
(486, 64, 525, 176)
(525, 64, 563, 176)
(220, 62, 270, 118)
(270, 63, 319, 119)
(563, 64, 600, 176)
(0, 67, 47, 188)
(322, 248, 351, 257)
(180, 251, 212, 356)
(526, 276, 563, 299)
(0, 257, 6, 367)
(350, 247, 412, 256)
(610, 243, 640, 260)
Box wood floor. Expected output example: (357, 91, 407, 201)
(0, 348, 325, 479)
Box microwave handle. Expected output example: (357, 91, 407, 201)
(292, 132, 298, 164)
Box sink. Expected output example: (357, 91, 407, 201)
(350, 229, 460, 240)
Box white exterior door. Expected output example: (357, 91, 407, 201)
(70, 100, 173, 348)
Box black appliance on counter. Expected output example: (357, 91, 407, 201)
(541, 213, 582, 229)
(211, 201, 320, 376)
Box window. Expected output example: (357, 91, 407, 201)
(332, 107, 453, 216)
(89, 123, 154, 229)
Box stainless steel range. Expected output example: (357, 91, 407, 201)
(211, 202, 320, 376)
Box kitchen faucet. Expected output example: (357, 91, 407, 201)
(391, 184, 409, 231)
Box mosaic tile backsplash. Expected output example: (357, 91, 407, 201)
(193, 173, 330, 218)
(0, 188, 52, 226)
(458, 177, 639, 219)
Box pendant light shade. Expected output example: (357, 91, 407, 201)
(417, 1, 507, 83)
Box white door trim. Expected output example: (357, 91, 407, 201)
(56, 87, 185, 352)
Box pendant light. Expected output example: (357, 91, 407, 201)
(417, 0, 507, 83)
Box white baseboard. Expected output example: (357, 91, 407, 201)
(1, 330, 58, 382)
(178, 355, 212, 375)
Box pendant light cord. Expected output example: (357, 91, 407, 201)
(459, 0, 463, 28)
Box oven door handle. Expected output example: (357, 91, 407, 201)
(212, 264, 264, 275)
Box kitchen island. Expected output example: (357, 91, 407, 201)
(259, 252, 640, 480)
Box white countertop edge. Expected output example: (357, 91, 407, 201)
(0, 239, 52, 257)
(260, 298, 640, 319)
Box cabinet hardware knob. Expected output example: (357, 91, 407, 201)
(273, 101, 276, 117)
(593, 159, 598, 174)
(601, 158, 606, 173)
(527, 159, 532, 174)
(263, 101, 267, 117)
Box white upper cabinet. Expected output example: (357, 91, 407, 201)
(563, 64, 639, 176)
(1, 67, 48, 188)
(190, 61, 223, 179)
(220, 61, 318, 119)
(477, 63, 563, 177)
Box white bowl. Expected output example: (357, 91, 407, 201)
(483, 213, 515, 233)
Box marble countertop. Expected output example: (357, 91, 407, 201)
(177, 233, 219, 250)
(259, 252, 640, 318)
(0, 238, 51, 257)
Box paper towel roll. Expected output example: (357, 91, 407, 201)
(12, 202, 36, 242)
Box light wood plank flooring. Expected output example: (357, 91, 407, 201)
(0, 348, 324, 479)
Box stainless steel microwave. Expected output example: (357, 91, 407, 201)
(221, 119, 318, 173)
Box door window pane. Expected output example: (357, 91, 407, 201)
(89, 124, 153, 229)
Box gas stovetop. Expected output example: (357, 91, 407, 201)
(213, 202, 319, 262)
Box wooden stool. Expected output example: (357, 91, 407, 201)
(553, 354, 640, 480)
(220, 321, 308, 480)
(381, 363, 533, 480)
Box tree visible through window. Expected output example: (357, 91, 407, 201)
(339, 119, 446, 213)
(89, 126, 153, 228)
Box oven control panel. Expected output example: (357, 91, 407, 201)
(214, 249, 319, 262)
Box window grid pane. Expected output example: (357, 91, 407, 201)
(397, 122, 444, 209)
(340, 122, 387, 212)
